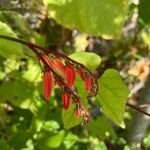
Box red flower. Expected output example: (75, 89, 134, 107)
(77, 70, 85, 80)
(66, 65, 76, 88)
(85, 76, 92, 93)
(52, 58, 66, 77)
(62, 92, 70, 110)
(41, 55, 53, 68)
(41, 55, 66, 77)
(42, 71, 54, 100)
(74, 103, 81, 117)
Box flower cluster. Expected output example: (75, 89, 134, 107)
(29, 45, 98, 125)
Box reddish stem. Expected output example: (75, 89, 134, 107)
(126, 102, 150, 117)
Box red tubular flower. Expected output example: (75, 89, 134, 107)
(43, 71, 54, 100)
(62, 92, 70, 110)
(41, 55, 66, 77)
(77, 70, 85, 80)
(85, 76, 92, 93)
(66, 65, 76, 88)
(52, 59, 66, 77)
(74, 104, 81, 118)
(41, 55, 53, 67)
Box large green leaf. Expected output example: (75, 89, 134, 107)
(44, 0, 127, 38)
(96, 69, 129, 128)
(0, 22, 24, 58)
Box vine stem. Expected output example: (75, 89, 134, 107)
(126, 102, 150, 117)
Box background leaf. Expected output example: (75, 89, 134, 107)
(44, 0, 127, 38)
(0, 21, 24, 58)
(96, 69, 129, 127)
(0, 59, 42, 112)
(37, 130, 65, 149)
(139, 0, 150, 27)
(63, 132, 79, 149)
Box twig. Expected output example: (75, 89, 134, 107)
(126, 102, 150, 117)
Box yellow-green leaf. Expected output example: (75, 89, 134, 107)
(96, 69, 129, 128)
(0, 21, 24, 58)
(44, 0, 127, 38)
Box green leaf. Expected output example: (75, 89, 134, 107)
(87, 115, 117, 139)
(96, 141, 107, 150)
(22, 59, 41, 83)
(9, 131, 33, 150)
(62, 102, 82, 129)
(37, 130, 65, 149)
(45, 130, 65, 148)
(0, 72, 41, 112)
(96, 69, 129, 128)
(0, 59, 42, 111)
(0, 21, 24, 58)
(44, 0, 127, 38)
(0, 139, 9, 150)
(64, 132, 79, 149)
(69, 52, 101, 71)
(139, 0, 150, 27)
(42, 120, 60, 132)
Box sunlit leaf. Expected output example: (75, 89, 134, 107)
(96, 69, 129, 127)
(0, 21, 24, 58)
(44, 0, 127, 38)
(42, 120, 60, 132)
(64, 132, 79, 149)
